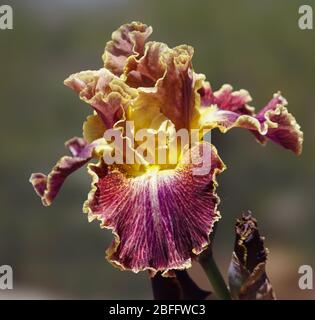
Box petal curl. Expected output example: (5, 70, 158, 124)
(124, 41, 168, 88)
(131, 45, 204, 130)
(64, 68, 137, 129)
(199, 93, 303, 155)
(84, 142, 225, 275)
(30, 138, 102, 206)
(253, 94, 303, 155)
(199, 83, 254, 115)
(102, 21, 153, 76)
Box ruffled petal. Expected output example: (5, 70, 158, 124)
(84, 142, 225, 275)
(199, 83, 254, 115)
(199, 93, 303, 155)
(124, 41, 168, 88)
(30, 138, 100, 206)
(31, 21, 304, 281)
(102, 21, 153, 76)
(253, 94, 303, 155)
(131, 45, 204, 130)
(64, 68, 137, 129)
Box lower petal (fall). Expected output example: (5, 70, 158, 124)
(30, 137, 99, 206)
(84, 142, 226, 275)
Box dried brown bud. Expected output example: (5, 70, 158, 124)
(228, 211, 276, 300)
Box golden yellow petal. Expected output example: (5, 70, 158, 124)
(83, 113, 106, 143)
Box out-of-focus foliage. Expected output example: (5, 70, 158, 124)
(0, 0, 314, 298)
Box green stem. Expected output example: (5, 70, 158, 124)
(199, 247, 231, 300)
(199, 225, 231, 300)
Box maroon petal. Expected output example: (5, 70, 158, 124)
(30, 137, 96, 206)
(134, 46, 204, 130)
(199, 83, 254, 115)
(102, 22, 153, 76)
(253, 94, 303, 155)
(158, 46, 195, 130)
(198, 81, 213, 107)
(200, 93, 303, 155)
(124, 41, 168, 88)
(84, 142, 226, 275)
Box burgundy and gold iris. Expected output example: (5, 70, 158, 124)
(30, 22, 303, 276)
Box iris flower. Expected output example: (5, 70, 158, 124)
(30, 22, 303, 276)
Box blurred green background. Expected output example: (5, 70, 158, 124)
(0, 0, 314, 299)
